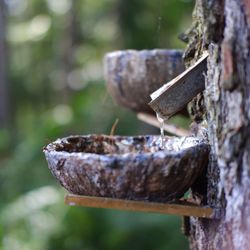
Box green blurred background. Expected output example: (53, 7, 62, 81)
(0, 0, 194, 249)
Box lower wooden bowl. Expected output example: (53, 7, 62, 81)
(43, 135, 209, 202)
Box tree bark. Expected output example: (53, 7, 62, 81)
(185, 0, 250, 249)
(0, 0, 8, 127)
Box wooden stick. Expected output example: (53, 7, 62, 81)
(149, 52, 208, 119)
(137, 113, 190, 137)
(65, 194, 218, 219)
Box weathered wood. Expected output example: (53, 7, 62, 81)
(65, 194, 219, 219)
(149, 52, 208, 119)
(137, 112, 190, 137)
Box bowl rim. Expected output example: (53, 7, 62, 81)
(43, 134, 208, 159)
(104, 49, 184, 59)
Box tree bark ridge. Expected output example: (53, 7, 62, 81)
(187, 1, 250, 249)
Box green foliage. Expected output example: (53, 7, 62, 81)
(48, 208, 187, 250)
(0, 0, 194, 249)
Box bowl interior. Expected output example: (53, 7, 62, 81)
(48, 135, 203, 156)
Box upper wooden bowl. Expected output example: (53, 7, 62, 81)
(104, 49, 184, 113)
(43, 135, 209, 202)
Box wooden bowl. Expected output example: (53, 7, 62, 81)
(43, 135, 209, 202)
(104, 49, 184, 113)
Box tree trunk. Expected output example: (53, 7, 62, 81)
(185, 0, 250, 249)
(0, 0, 8, 127)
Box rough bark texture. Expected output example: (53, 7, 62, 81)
(0, 0, 8, 127)
(186, 0, 250, 249)
(44, 135, 209, 202)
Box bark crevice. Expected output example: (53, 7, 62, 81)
(185, 0, 250, 249)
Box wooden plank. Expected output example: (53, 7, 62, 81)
(137, 112, 190, 137)
(65, 194, 218, 219)
(149, 52, 208, 119)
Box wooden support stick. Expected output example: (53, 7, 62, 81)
(137, 112, 190, 137)
(65, 194, 219, 219)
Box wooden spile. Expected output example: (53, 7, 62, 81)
(149, 52, 208, 119)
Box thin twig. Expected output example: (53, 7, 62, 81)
(110, 118, 119, 136)
(137, 113, 190, 137)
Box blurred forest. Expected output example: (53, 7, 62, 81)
(0, 0, 194, 249)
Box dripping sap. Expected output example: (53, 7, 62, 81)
(156, 113, 168, 148)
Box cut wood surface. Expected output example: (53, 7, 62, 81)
(65, 194, 218, 219)
(149, 52, 208, 119)
(137, 113, 190, 137)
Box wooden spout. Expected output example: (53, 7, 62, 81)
(149, 52, 208, 119)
